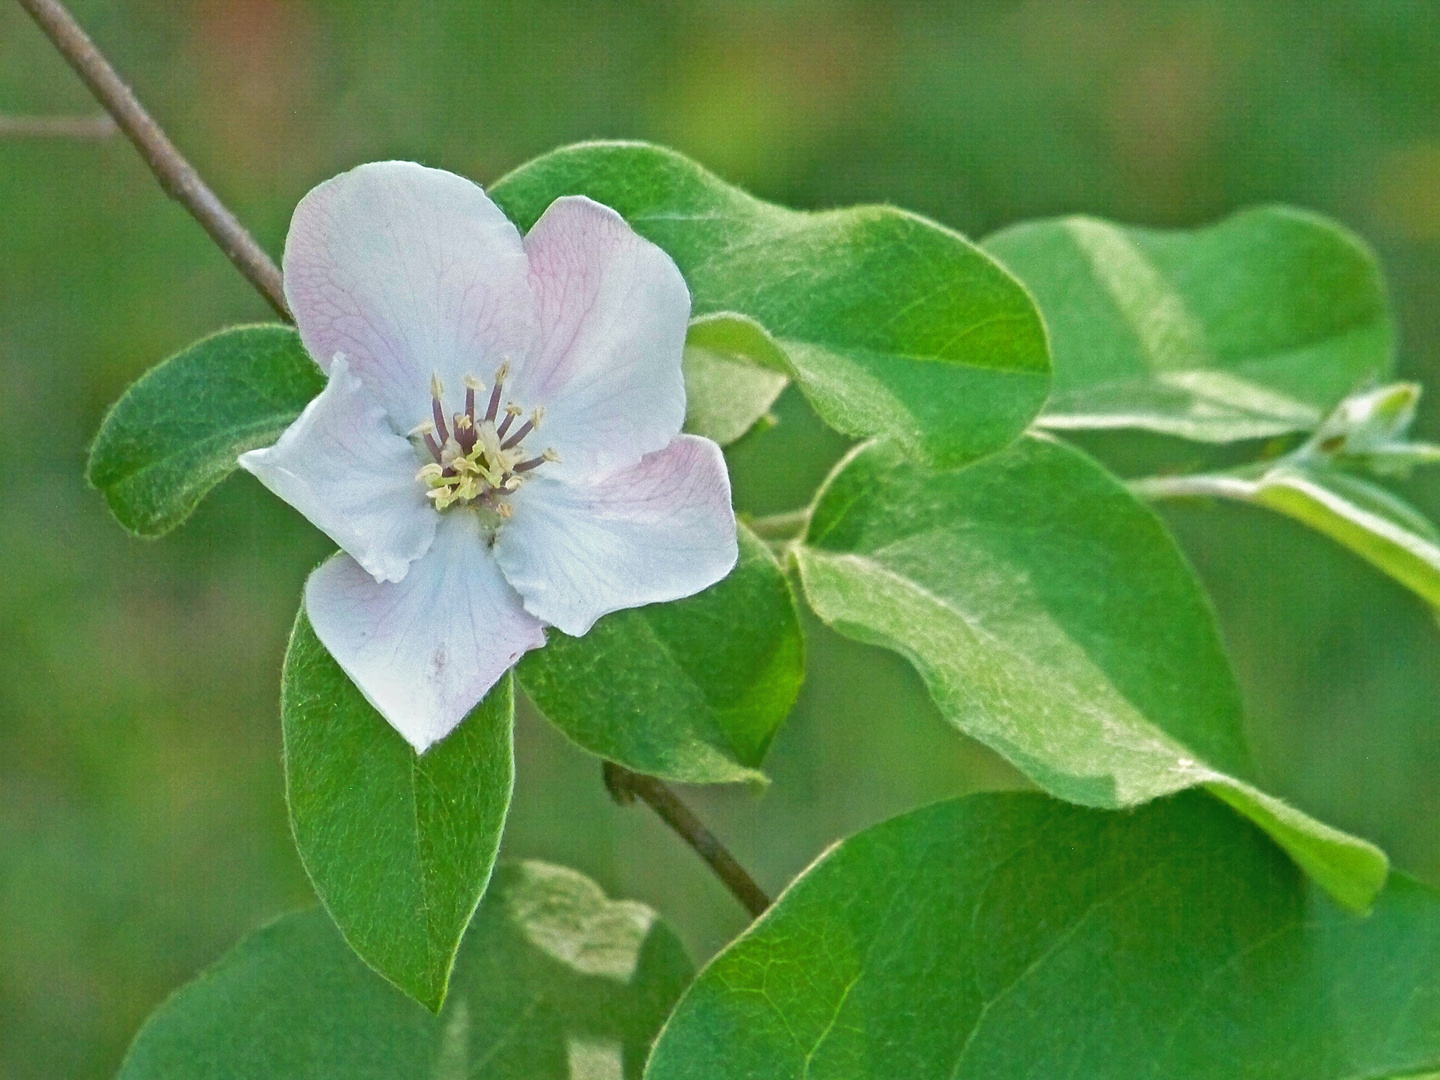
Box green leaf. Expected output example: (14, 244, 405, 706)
(984, 207, 1392, 442)
(795, 436, 1387, 909)
(282, 610, 515, 1012)
(1136, 465, 1440, 608)
(491, 141, 1050, 468)
(682, 313, 790, 446)
(519, 525, 803, 783)
(87, 324, 323, 535)
(647, 791, 1440, 1080)
(119, 861, 694, 1079)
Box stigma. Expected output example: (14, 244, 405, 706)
(411, 361, 558, 515)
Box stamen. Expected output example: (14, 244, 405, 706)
(427, 373, 450, 444)
(431, 398, 449, 445)
(496, 402, 522, 439)
(463, 374, 483, 427)
(501, 412, 538, 451)
(484, 360, 510, 422)
(415, 358, 555, 517)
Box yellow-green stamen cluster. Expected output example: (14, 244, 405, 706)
(412, 363, 558, 515)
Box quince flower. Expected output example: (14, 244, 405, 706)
(240, 162, 738, 752)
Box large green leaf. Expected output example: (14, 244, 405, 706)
(984, 207, 1391, 442)
(519, 525, 803, 784)
(87, 324, 323, 535)
(648, 791, 1440, 1080)
(491, 141, 1050, 468)
(1135, 464, 1440, 608)
(794, 436, 1387, 909)
(119, 861, 694, 1079)
(682, 313, 791, 446)
(282, 611, 514, 1012)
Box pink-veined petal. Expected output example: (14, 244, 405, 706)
(239, 355, 435, 584)
(511, 196, 690, 481)
(304, 512, 546, 753)
(492, 434, 737, 636)
(283, 161, 536, 431)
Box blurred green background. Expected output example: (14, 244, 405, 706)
(3, 1, 1439, 1075)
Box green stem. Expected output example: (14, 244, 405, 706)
(747, 508, 810, 541)
(1129, 474, 1257, 503)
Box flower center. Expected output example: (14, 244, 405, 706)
(411, 361, 557, 517)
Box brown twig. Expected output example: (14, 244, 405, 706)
(16, 0, 291, 321)
(0, 113, 116, 137)
(604, 762, 771, 918)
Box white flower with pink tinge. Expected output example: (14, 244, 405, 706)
(240, 161, 738, 752)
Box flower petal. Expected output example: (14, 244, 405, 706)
(239, 356, 435, 584)
(493, 434, 738, 636)
(512, 196, 691, 480)
(304, 512, 547, 753)
(283, 161, 536, 431)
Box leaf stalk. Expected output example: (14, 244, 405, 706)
(603, 762, 771, 918)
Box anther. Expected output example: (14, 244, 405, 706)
(496, 502, 514, 519)
(454, 412, 476, 453)
(517, 445, 560, 473)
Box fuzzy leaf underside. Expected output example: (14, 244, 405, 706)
(795, 436, 1387, 909)
(984, 207, 1391, 442)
